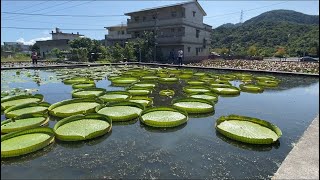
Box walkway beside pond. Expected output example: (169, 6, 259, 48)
(272, 115, 319, 179)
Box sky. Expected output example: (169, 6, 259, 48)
(1, 0, 319, 45)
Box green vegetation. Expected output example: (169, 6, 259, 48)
(211, 10, 319, 57)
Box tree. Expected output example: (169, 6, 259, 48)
(123, 41, 136, 61)
(247, 45, 257, 57)
(274, 47, 286, 59)
(50, 48, 62, 58)
(69, 37, 92, 49)
(30, 43, 40, 54)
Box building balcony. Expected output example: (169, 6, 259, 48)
(105, 34, 131, 40)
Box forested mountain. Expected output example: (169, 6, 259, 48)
(211, 10, 319, 57)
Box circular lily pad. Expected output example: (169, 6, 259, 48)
(48, 98, 102, 118)
(159, 90, 175, 96)
(63, 77, 94, 85)
(54, 113, 112, 141)
(257, 80, 279, 87)
(215, 115, 282, 144)
(127, 87, 152, 96)
(4, 102, 50, 119)
(96, 102, 144, 122)
(132, 82, 156, 89)
(187, 80, 205, 86)
(211, 86, 241, 95)
(141, 76, 159, 81)
(183, 86, 211, 94)
(1, 94, 44, 110)
(239, 84, 264, 93)
(72, 82, 96, 89)
(129, 96, 153, 107)
(159, 77, 179, 83)
(172, 98, 214, 114)
(1, 127, 55, 158)
(111, 77, 139, 86)
(140, 107, 188, 128)
(1, 114, 49, 134)
(99, 91, 131, 103)
(189, 92, 218, 102)
(72, 88, 106, 98)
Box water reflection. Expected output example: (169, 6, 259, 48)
(215, 131, 280, 152)
(140, 122, 187, 133)
(1, 142, 57, 165)
(56, 130, 112, 149)
(188, 111, 215, 118)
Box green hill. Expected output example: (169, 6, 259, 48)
(211, 10, 319, 57)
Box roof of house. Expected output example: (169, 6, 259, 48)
(104, 24, 127, 29)
(125, 1, 206, 16)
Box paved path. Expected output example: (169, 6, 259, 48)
(272, 115, 319, 179)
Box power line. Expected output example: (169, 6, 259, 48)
(2, 11, 126, 17)
(2, 1, 51, 19)
(205, 1, 288, 19)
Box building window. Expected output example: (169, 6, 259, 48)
(196, 48, 198, 56)
(152, 14, 157, 20)
(196, 29, 200, 38)
(203, 38, 207, 48)
(171, 28, 175, 33)
(134, 16, 139, 22)
(122, 31, 125, 35)
(193, 11, 196, 17)
(134, 32, 140, 38)
(178, 28, 181, 32)
(143, 16, 146, 22)
(171, 11, 177, 17)
(182, 11, 185, 17)
(188, 47, 191, 52)
(118, 31, 121, 35)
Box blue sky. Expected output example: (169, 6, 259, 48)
(1, 0, 319, 45)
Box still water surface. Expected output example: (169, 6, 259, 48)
(1, 67, 319, 179)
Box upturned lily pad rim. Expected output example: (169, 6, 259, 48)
(1, 94, 43, 103)
(139, 106, 188, 127)
(4, 102, 51, 118)
(63, 77, 95, 85)
(1, 127, 55, 158)
(72, 82, 96, 89)
(159, 89, 175, 96)
(183, 85, 211, 93)
(1, 113, 49, 134)
(129, 96, 153, 107)
(111, 77, 139, 84)
(158, 77, 179, 82)
(188, 92, 219, 102)
(239, 84, 264, 93)
(53, 113, 112, 141)
(95, 101, 145, 113)
(211, 86, 241, 95)
(171, 97, 215, 114)
(71, 88, 106, 98)
(215, 114, 282, 144)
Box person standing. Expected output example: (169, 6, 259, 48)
(169, 49, 175, 64)
(31, 51, 38, 65)
(178, 49, 183, 65)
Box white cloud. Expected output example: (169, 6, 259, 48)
(16, 36, 52, 45)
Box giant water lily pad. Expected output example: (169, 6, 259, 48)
(54, 113, 112, 141)
(127, 87, 151, 96)
(72, 82, 96, 89)
(187, 80, 205, 86)
(172, 98, 214, 114)
(48, 98, 102, 118)
(96, 102, 144, 122)
(1, 114, 49, 134)
(183, 86, 211, 94)
(1, 127, 55, 158)
(239, 84, 264, 93)
(72, 88, 106, 98)
(99, 91, 131, 103)
(257, 80, 279, 87)
(189, 93, 218, 102)
(4, 102, 50, 119)
(129, 96, 153, 107)
(132, 82, 156, 89)
(63, 77, 94, 85)
(1, 94, 44, 110)
(159, 77, 178, 83)
(215, 115, 282, 144)
(159, 90, 175, 96)
(140, 107, 188, 128)
(111, 77, 139, 85)
(211, 86, 241, 95)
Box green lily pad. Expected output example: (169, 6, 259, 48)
(187, 81, 205, 85)
(172, 98, 214, 114)
(111, 77, 139, 85)
(215, 115, 282, 144)
(257, 80, 279, 87)
(183, 86, 211, 94)
(96, 102, 144, 122)
(211, 86, 241, 95)
(1, 127, 55, 158)
(54, 113, 112, 141)
(63, 77, 94, 85)
(140, 107, 188, 128)
(4, 102, 50, 119)
(72, 88, 106, 98)
(159, 77, 178, 83)
(99, 91, 131, 103)
(127, 88, 152, 96)
(239, 84, 264, 93)
(128, 96, 153, 107)
(159, 90, 175, 96)
(1, 94, 43, 110)
(189, 93, 218, 102)
(48, 98, 102, 118)
(1, 114, 48, 134)
(72, 83, 96, 89)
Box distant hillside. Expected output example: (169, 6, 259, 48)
(211, 10, 319, 57)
